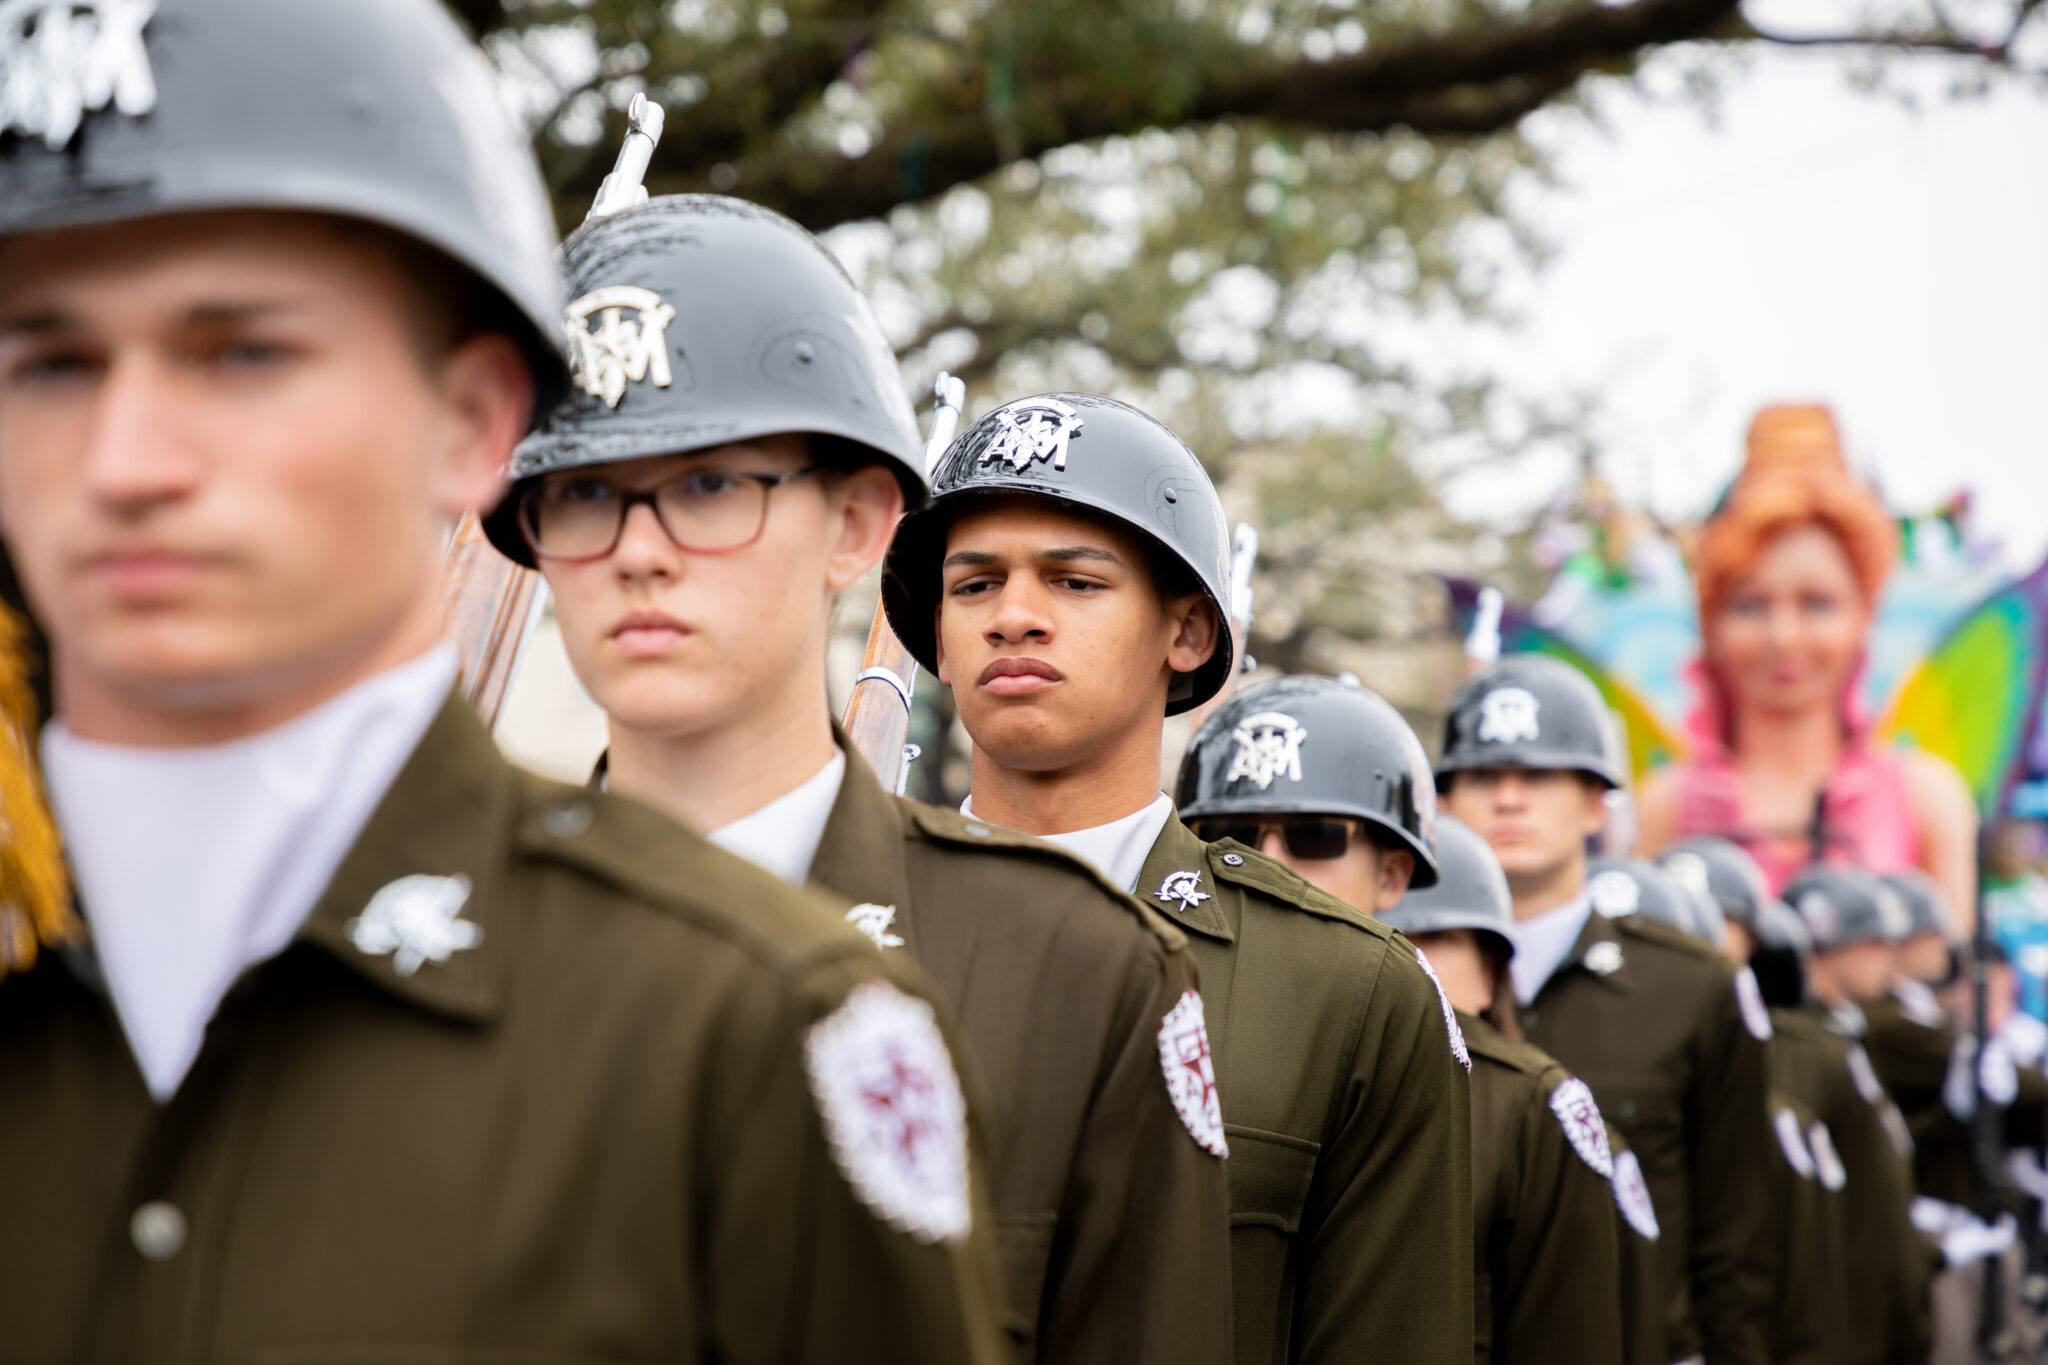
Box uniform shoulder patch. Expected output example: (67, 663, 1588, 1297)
(1549, 1077, 1614, 1177)
(1611, 1147, 1660, 1241)
(803, 981, 972, 1245)
(1734, 967, 1774, 1041)
(1880, 1100, 1916, 1160)
(1412, 947, 1472, 1071)
(1773, 1105, 1817, 1180)
(1157, 990, 1228, 1157)
(1845, 1044, 1887, 1107)
(1807, 1120, 1848, 1192)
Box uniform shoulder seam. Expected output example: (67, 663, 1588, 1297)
(1208, 841, 1394, 939)
(898, 800, 1189, 951)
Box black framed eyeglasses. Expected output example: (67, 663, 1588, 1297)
(519, 466, 821, 562)
(1187, 816, 1362, 862)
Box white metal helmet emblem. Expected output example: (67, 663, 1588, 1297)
(566, 285, 676, 409)
(0, 0, 158, 150)
(1225, 711, 1308, 791)
(980, 398, 1084, 474)
(1476, 686, 1542, 744)
(1589, 869, 1641, 919)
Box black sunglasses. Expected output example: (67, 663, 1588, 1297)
(1187, 816, 1362, 862)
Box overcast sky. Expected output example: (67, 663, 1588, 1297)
(1458, 41, 2048, 569)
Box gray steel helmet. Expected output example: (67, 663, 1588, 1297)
(881, 393, 1234, 714)
(1436, 655, 1624, 791)
(1882, 870, 1956, 942)
(1378, 816, 1514, 960)
(1660, 837, 1778, 932)
(0, 0, 566, 414)
(1786, 865, 1911, 952)
(1587, 857, 1726, 946)
(1175, 674, 1440, 887)
(488, 194, 924, 565)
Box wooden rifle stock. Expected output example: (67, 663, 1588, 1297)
(444, 512, 541, 726)
(444, 96, 664, 725)
(841, 373, 965, 793)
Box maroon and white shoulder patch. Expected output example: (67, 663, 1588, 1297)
(803, 981, 972, 1245)
(1734, 967, 1774, 1041)
(1808, 1121, 1848, 1192)
(1611, 1148, 1660, 1242)
(1159, 990, 1229, 1157)
(1413, 947, 1472, 1071)
(1549, 1077, 1614, 1178)
(1773, 1106, 1816, 1180)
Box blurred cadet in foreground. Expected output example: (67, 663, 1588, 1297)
(0, 3, 1004, 1358)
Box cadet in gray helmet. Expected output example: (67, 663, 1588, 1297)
(884, 396, 1475, 1364)
(1777, 865, 1937, 1362)
(0, 4, 1006, 1360)
(1260, 760, 1642, 1365)
(1438, 654, 1773, 1364)
(489, 195, 1234, 1364)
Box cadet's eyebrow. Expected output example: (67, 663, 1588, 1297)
(1039, 546, 1123, 566)
(942, 550, 1003, 570)
(0, 297, 308, 340)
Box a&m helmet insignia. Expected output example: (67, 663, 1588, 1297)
(566, 284, 676, 409)
(1224, 710, 1308, 791)
(979, 397, 1084, 474)
(1589, 869, 1640, 919)
(345, 875, 481, 976)
(1155, 869, 1210, 915)
(1476, 686, 1541, 745)
(0, 0, 158, 150)
(844, 903, 905, 950)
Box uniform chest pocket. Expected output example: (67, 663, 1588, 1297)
(1586, 1073, 1684, 1156)
(995, 1210, 1058, 1345)
(1224, 1125, 1319, 1234)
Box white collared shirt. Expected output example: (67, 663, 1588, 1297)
(705, 750, 846, 886)
(42, 646, 457, 1102)
(1509, 893, 1593, 1007)
(962, 790, 1175, 895)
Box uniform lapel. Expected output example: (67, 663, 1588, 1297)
(1137, 816, 1234, 943)
(294, 695, 514, 1023)
(807, 736, 915, 943)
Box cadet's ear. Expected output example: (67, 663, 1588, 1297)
(822, 464, 904, 593)
(1165, 595, 1222, 675)
(1373, 847, 1416, 912)
(431, 331, 531, 521)
(1580, 777, 1613, 839)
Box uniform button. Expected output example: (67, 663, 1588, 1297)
(963, 823, 991, 839)
(130, 1201, 186, 1262)
(1221, 853, 1244, 866)
(1521, 1010, 1539, 1030)
(541, 800, 593, 839)
(1617, 1101, 1638, 1122)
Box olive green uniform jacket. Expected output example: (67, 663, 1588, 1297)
(806, 744, 1233, 1363)
(0, 699, 1008, 1365)
(1770, 1003, 1932, 1364)
(1518, 910, 1772, 1364)
(1606, 1119, 1667, 1365)
(1760, 1089, 1849, 1365)
(1137, 818, 1475, 1365)
(1464, 1012, 1626, 1365)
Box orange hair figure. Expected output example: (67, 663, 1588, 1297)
(1694, 404, 1896, 634)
